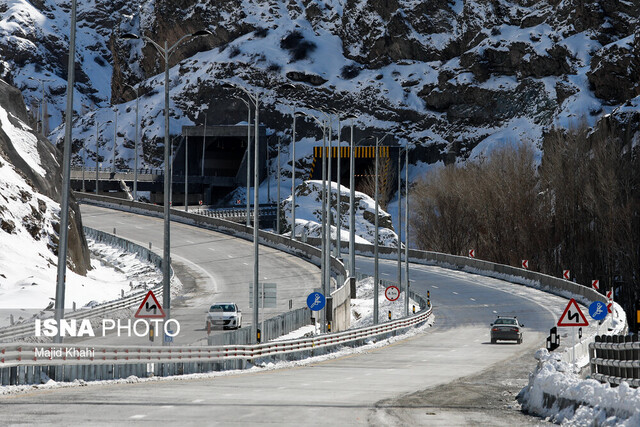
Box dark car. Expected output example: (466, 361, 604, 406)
(490, 316, 524, 344)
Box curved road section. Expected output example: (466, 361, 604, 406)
(0, 206, 585, 424)
(75, 205, 321, 345)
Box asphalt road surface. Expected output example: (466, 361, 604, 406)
(73, 205, 322, 346)
(0, 207, 593, 425)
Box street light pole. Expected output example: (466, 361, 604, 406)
(124, 83, 140, 200)
(335, 115, 342, 259)
(28, 77, 52, 134)
(404, 147, 410, 317)
(397, 147, 402, 293)
(222, 82, 261, 343)
(54, 0, 77, 343)
(373, 132, 392, 325)
(374, 136, 379, 325)
(349, 118, 356, 276)
(122, 29, 212, 338)
(112, 105, 118, 173)
(234, 96, 252, 227)
(300, 111, 328, 331)
(184, 134, 188, 211)
(277, 136, 281, 234)
(94, 119, 112, 194)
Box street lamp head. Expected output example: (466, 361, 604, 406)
(221, 82, 236, 90)
(294, 111, 306, 118)
(190, 29, 213, 37)
(341, 113, 358, 121)
(121, 33, 140, 40)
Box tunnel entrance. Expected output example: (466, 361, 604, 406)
(171, 124, 268, 206)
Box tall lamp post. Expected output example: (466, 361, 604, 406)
(373, 132, 393, 325)
(121, 29, 212, 334)
(94, 118, 112, 194)
(111, 105, 118, 172)
(338, 114, 357, 269)
(347, 117, 358, 277)
(28, 77, 52, 134)
(54, 0, 77, 343)
(404, 147, 410, 317)
(124, 83, 140, 200)
(222, 81, 261, 343)
(299, 111, 329, 332)
(234, 96, 252, 227)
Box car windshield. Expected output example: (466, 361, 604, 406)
(210, 304, 235, 312)
(494, 318, 516, 325)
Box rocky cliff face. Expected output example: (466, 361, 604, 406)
(0, 79, 90, 275)
(1, 0, 639, 173)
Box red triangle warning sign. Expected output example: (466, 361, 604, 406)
(134, 290, 166, 319)
(557, 298, 589, 327)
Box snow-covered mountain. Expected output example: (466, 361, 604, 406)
(1, 0, 639, 236)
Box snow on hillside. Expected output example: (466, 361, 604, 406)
(0, 100, 161, 327)
(280, 180, 398, 247)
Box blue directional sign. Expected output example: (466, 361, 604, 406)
(589, 301, 608, 321)
(307, 292, 326, 311)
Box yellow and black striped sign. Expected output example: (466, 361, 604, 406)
(312, 146, 390, 159)
(309, 146, 392, 180)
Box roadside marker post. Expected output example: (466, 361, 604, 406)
(592, 280, 599, 291)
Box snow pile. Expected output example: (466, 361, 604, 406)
(0, 237, 162, 328)
(281, 180, 398, 246)
(518, 349, 640, 425)
(350, 276, 417, 328)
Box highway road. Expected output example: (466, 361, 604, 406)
(73, 205, 322, 346)
(0, 206, 594, 425)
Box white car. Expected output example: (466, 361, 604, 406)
(206, 303, 242, 330)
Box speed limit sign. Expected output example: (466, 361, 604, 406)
(385, 285, 400, 301)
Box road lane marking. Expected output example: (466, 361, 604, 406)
(382, 272, 389, 276)
(160, 406, 174, 409)
(208, 247, 216, 251)
(470, 298, 476, 301)
(130, 415, 146, 419)
(452, 291, 458, 295)
(192, 399, 204, 403)
(432, 285, 439, 289)
(185, 240, 194, 244)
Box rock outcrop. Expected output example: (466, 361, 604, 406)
(0, 79, 90, 275)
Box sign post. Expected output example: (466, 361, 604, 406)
(557, 298, 589, 365)
(307, 292, 326, 333)
(385, 285, 400, 302)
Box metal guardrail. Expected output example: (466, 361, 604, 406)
(589, 334, 640, 387)
(0, 227, 171, 342)
(0, 306, 432, 385)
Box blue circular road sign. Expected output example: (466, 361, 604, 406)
(307, 292, 326, 311)
(589, 301, 608, 321)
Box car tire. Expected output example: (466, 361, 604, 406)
(491, 338, 496, 344)
(518, 338, 522, 344)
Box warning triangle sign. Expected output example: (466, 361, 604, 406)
(557, 298, 589, 327)
(134, 290, 166, 319)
